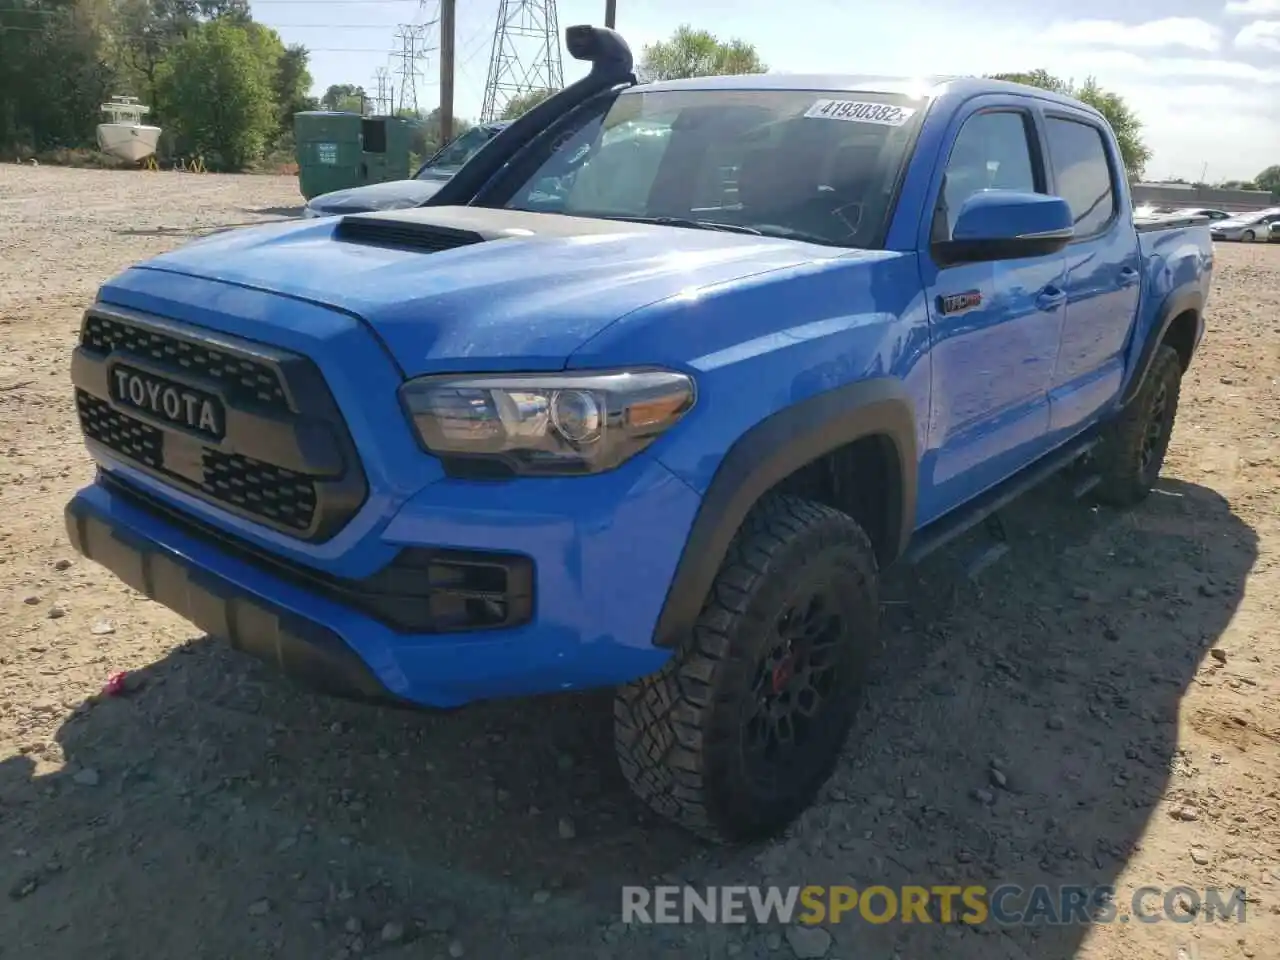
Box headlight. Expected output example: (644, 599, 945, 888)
(399, 369, 695, 475)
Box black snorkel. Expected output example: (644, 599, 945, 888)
(424, 24, 636, 207)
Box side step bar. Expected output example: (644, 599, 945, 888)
(901, 435, 1101, 565)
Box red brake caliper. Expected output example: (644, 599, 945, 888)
(771, 650, 795, 694)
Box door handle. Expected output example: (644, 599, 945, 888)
(1036, 285, 1067, 311)
(1119, 267, 1140, 286)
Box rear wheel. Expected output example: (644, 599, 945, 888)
(614, 494, 879, 842)
(1094, 343, 1183, 506)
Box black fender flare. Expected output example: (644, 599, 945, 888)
(1121, 286, 1204, 406)
(652, 377, 918, 648)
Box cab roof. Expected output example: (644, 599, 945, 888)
(630, 73, 1104, 119)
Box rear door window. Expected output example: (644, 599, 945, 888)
(1044, 117, 1117, 238)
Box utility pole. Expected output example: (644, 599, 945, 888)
(440, 0, 456, 142)
(605, 0, 615, 28)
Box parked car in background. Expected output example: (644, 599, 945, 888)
(1170, 207, 1231, 221)
(1209, 208, 1280, 242)
(302, 121, 511, 218)
(1271, 221, 1280, 242)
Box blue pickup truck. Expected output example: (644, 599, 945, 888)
(65, 26, 1212, 841)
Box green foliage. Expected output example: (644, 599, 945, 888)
(1254, 165, 1280, 198)
(499, 88, 557, 120)
(321, 84, 367, 114)
(275, 44, 317, 131)
(1, 0, 319, 167)
(991, 71, 1152, 180)
(638, 25, 767, 82)
(1, 0, 115, 152)
(154, 18, 277, 170)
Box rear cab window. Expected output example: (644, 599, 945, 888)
(1043, 116, 1118, 238)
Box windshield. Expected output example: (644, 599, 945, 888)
(416, 126, 498, 178)
(500, 87, 927, 248)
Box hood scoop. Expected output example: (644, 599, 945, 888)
(334, 215, 489, 253)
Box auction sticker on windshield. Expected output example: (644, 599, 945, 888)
(804, 100, 916, 126)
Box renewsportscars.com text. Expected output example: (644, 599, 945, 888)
(621, 885, 1248, 926)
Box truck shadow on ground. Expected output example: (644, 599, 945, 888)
(114, 216, 298, 240)
(0, 476, 1258, 959)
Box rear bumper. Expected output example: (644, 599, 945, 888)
(66, 462, 696, 708)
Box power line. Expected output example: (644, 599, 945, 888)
(0, 25, 389, 49)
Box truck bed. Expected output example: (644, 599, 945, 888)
(1134, 213, 1210, 233)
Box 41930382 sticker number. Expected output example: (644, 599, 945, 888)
(803, 99, 916, 126)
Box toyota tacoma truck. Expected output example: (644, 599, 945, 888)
(64, 26, 1213, 842)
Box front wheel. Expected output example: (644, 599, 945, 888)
(1242, 229, 1256, 242)
(1094, 343, 1183, 506)
(614, 494, 879, 843)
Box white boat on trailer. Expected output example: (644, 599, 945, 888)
(96, 97, 161, 163)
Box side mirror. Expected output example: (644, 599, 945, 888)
(934, 191, 1074, 266)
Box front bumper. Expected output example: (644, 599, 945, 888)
(66, 460, 700, 708)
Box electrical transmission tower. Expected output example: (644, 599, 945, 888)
(394, 24, 430, 115)
(480, 0, 563, 122)
(372, 67, 393, 115)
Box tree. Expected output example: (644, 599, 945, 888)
(638, 25, 766, 82)
(320, 84, 366, 113)
(1, 0, 313, 161)
(273, 44, 317, 132)
(500, 88, 557, 120)
(0, 0, 115, 152)
(112, 0, 201, 113)
(991, 71, 1151, 180)
(154, 18, 277, 169)
(1255, 165, 1280, 198)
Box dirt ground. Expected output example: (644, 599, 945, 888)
(1, 165, 1278, 960)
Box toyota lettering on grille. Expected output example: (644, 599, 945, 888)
(109, 364, 225, 440)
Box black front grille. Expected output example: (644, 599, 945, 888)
(73, 307, 366, 541)
(76, 391, 164, 469)
(79, 391, 319, 532)
(200, 451, 317, 532)
(101, 473, 534, 634)
(81, 313, 289, 413)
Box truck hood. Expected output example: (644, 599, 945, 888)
(305, 178, 445, 216)
(123, 207, 851, 374)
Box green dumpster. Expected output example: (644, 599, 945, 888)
(294, 111, 363, 200)
(294, 112, 414, 201)
(360, 116, 412, 184)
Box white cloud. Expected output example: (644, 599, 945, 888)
(1224, 0, 1280, 15)
(986, 45, 1280, 85)
(1236, 20, 1280, 51)
(1047, 17, 1222, 52)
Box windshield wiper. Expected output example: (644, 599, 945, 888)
(598, 215, 763, 236)
(749, 224, 852, 247)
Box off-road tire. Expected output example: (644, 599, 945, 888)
(614, 494, 879, 843)
(1094, 343, 1183, 506)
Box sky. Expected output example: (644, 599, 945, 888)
(248, 0, 1280, 183)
